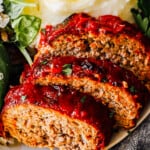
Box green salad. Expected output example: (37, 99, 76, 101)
(0, 0, 41, 109)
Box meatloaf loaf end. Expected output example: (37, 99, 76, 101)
(2, 83, 113, 150)
(29, 55, 149, 129)
(38, 13, 150, 90)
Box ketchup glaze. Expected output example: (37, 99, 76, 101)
(39, 13, 150, 52)
(3, 83, 114, 147)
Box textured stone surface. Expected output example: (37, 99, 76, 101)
(110, 115, 150, 150)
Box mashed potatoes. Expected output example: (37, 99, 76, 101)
(39, 0, 137, 26)
(24, 0, 137, 26)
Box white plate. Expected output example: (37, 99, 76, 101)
(0, 100, 149, 150)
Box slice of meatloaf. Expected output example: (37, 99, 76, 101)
(38, 13, 150, 90)
(29, 55, 149, 129)
(2, 83, 113, 150)
(0, 118, 15, 145)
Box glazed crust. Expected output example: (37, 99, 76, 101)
(38, 13, 150, 90)
(28, 55, 149, 128)
(2, 83, 113, 149)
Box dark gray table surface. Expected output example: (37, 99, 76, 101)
(110, 115, 150, 150)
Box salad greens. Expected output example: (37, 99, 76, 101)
(131, 0, 150, 38)
(0, 0, 41, 109)
(3, 0, 41, 65)
(0, 43, 9, 109)
(11, 15, 41, 65)
(3, 0, 36, 19)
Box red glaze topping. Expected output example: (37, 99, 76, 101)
(31, 55, 149, 106)
(3, 83, 113, 146)
(32, 55, 147, 92)
(39, 13, 150, 52)
(0, 119, 4, 137)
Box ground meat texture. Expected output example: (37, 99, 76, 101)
(29, 55, 149, 129)
(0, 118, 15, 145)
(2, 83, 113, 150)
(38, 13, 150, 90)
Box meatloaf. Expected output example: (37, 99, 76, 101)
(1, 83, 113, 150)
(28, 54, 149, 129)
(38, 13, 150, 90)
(0, 118, 15, 145)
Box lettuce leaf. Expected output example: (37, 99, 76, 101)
(3, 0, 36, 19)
